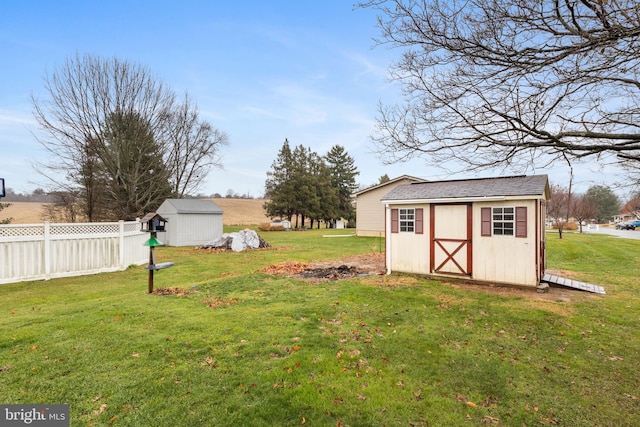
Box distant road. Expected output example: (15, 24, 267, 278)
(582, 225, 640, 240)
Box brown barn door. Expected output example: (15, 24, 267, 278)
(430, 204, 472, 276)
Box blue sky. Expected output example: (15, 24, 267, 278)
(0, 1, 626, 198)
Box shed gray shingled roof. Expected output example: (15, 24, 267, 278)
(381, 175, 549, 201)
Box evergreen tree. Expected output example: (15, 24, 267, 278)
(101, 110, 172, 220)
(325, 145, 359, 224)
(264, 139, 296, 221)
(308, 151, 338, 229)
(290, 144, 316, 228)
(265, 142, 360, 229)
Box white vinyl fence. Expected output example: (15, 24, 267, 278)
(0, 221, 148, 285)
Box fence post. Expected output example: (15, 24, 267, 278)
(119, 220, 125, 269)
(44, 222, 51, 280)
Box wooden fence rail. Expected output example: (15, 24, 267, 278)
(0, 221, 148, 285)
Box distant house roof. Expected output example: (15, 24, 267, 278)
(381, 175, 549, 202)
(158, 199, 223, 214)
(353, 175, 428, 197)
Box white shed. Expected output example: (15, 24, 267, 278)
(156, 199, 223, 247)
(381, 175, 549, 288)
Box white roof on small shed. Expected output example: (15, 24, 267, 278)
(158, 199, 223, 214)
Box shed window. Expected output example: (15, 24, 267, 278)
(391, 208, 422, 234)
(481, 206, 527, 237)
(399, 208, 415, 232)
(492, 207, 514, 236)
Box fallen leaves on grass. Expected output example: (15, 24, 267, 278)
(153, 287, 195, 296)
(203, 356, 217, 368)
(270, 344, 301, 358)
(93, 403, 107, 415)
(361, 276, 420, 288)
(457, 393, 499, 409)
(219, 272, 239, 278)
(260, 261, 309, 276)
(203, 296, 240, 309)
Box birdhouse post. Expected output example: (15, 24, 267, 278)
(140, 213, 174, 293)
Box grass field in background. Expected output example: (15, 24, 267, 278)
(0, 229, 638, 426)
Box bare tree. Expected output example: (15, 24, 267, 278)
(164, 95, 228, 198)
(572, 194, 597, 233)
(547, 184, 571, 238)
(624, 192, 640, 219)
(360, 0, 640, 173)
(41, 191, 81, 223)
(32, 54, 175, 220)
(0, 203, 12, 224)
(32, 54, 226, 221)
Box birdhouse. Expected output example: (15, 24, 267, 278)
(140, 213, 167, 232)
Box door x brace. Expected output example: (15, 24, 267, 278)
(433, 238, 469, 275)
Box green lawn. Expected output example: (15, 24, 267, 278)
(1, 229, 638, 426)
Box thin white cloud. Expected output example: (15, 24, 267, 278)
(240, 106, 285, 120)
(0, 110, 35, 128)
(345, 51, 389, 81)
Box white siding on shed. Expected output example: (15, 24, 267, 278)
(382, 175, 549, 288)
(386, 204, 430, 274)
(157, 199, 224, 247)
(472, 200, 539, 286)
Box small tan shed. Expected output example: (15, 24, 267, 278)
(381, 175, 549, 288)
(353, 175, 427, 237)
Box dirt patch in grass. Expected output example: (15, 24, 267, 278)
(261, 253, 386, 282)
(298, 253, 386, 282)
(263, 252, 597, 303)
(306, 253, 386, 275)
